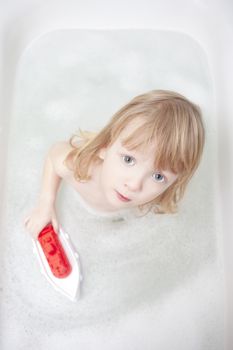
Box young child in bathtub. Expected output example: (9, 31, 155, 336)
(23, 89, 205, 239)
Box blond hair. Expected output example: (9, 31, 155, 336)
(64, 90, 205, 215)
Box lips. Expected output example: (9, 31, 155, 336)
(115, 190, 131, 202)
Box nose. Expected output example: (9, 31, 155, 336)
(124, 175, 143, 192)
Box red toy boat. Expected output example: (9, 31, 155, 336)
(32, 223, 83, 301)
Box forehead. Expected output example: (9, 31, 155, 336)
(119, 117, 146, 139)
(115, 118, 157, 154)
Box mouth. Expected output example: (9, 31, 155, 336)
(115, 190, 131, 202)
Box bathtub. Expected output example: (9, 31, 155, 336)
(0, 0, 232, 349)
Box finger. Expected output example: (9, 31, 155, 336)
(52, 219, 59, 234)
(30, 227, 39, 240)
(24, 216, 31, 226)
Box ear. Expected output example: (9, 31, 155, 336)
(98, 147, 107, 160)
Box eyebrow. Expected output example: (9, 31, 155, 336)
(120, 142, 138, 151)
(120, 145, 147, 158)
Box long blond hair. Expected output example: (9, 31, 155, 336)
(64, 90, 205, 215)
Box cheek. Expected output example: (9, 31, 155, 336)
(145, 189, 161, 200)
(102, 157, 119, 180)
(150, 182, 174, 199)
(142, 183, 167, 200)
(103, 162, 126, 189)
(105, 155, 121, 173)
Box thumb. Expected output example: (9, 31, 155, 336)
(51, 218, 59, 234)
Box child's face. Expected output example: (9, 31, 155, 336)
(97, 119, 178, 210)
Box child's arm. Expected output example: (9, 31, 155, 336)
(23, 141, 73, 239)
(37, 141, 72, 204)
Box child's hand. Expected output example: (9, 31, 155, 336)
(23, 202, 59, 240)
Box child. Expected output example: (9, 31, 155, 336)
(23, 89, 205, 239)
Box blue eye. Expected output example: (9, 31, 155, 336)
(122, 155, 135, 165)
(152, 172, 165, 183)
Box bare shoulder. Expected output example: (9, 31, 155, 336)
(49, 141, 74, 178)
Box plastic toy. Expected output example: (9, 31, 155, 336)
(38, 223, 72, 278)
(32, 223, 83, 302)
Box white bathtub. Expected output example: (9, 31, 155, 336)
(1, 1, 233, 349)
